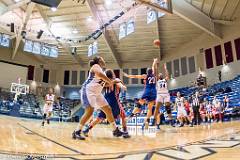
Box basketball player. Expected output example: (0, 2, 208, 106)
(187, 106, 194, 127)
(83, 69, 130, 138)
(175, 92, 187, 127)
(184, 99, 191, 120)
(42, 88, 55, 126)
(214, 100, 224, 122)
(199, 102, 206, 123)
(123, 58, 158, 129)
(206, 100, 213, 123)
(154, 63, 175, 127)
(72, 56, 123, 140)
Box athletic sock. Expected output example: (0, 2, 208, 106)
(110, 122, 117, 130)
(123, 126, 127, 132)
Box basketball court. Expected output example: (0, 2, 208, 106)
(1, 0, 240, 159)
(0, 115, 239, 159)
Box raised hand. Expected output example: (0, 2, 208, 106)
(163, 63, 167, 70)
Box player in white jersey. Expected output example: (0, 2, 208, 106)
(205, 100, 213, 123)
(72, 56, 123, 140)
(175, 92, 187, 127)
(153, 63, 175, 128)
(42, 88, 55, 126)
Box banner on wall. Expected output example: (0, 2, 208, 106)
(23, 39, 58, 58)
(119, 22, 127, 40)
(87, 41, 98, 57)
(126, 18, 135, 35)
(147, 10, 157, 24)
(0, 33, 10, 47)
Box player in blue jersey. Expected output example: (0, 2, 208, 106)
(72, 56, 123, 140)
(82, 69, 130, 138)
(123, 58, 158, 129)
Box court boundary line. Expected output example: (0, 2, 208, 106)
(17, 123, 85, 155)
(0, 123, 239, 160)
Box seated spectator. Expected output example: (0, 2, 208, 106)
(224, 87, 232, 93)
(219, 87, 224, 92)
(196, 74, 207, 88)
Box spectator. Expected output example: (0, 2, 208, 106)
(196, 74, 207, 88)
(218, 71, 222, 82)
(224, 87, 232, 93)
(223, 95, 229, 109)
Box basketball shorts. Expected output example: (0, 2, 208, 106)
(177, 108, 187, 118)
(80, 85, 108, 109)
(43, 104, 53, 113)
(156, 93, 170, 104)
(98, 96, 121, 119)
(141, 88, 157, 102)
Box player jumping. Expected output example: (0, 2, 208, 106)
(123, 58, 158, 130)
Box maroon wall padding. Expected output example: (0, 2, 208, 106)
(224, 41, 234, 63)
(27, 65, 34, 80)
(43, 69, 49, 83)
(114, 69, 120, 78)
(234, 38, 240, 60)
(205, 48, 214, 69)
(214, 45, 223, 66)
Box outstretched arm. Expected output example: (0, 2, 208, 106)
(92, 64, 112, 85)
(123, 72, 146, 79)
(164, 63, 169, 81)
(152, 58, 159, 76)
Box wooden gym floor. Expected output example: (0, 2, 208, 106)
(0, 115, 239, 160)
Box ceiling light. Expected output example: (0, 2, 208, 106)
(51, 7, 57, 12)
(14, 0, 20, 2)
(105, 0, 112, 6)
(87, 16, 93, 22)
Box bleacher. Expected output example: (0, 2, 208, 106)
(122, 75, 240, 120)
(1, 75, 239, 122)
(51, 98, 80, 121)
(0, 91, 14, 114)
(173, 75, 240, 118)
(0, 91, 79, 121)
